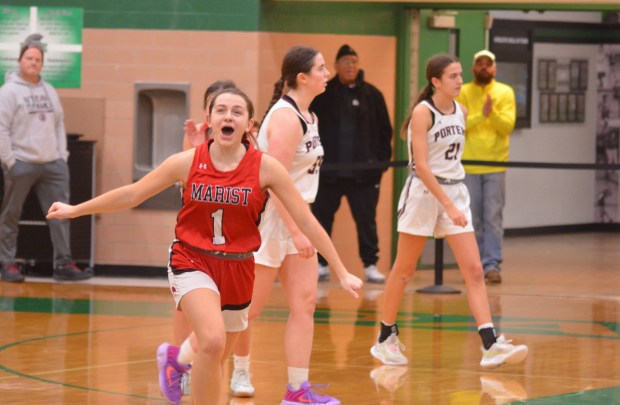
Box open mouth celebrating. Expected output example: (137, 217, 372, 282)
(221, 126, 235, 136)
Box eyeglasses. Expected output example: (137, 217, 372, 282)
(340, 59, 358, 67)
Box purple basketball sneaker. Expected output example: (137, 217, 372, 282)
(156, 342, 191, 404)
(281, 381, 341, 405)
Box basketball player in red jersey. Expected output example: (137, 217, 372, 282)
(172, 80, 238, 360)
(47, 88, 362, 405)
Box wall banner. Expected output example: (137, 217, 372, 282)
(0, 6, 83, 88)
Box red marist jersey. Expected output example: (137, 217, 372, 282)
(175, 139, 269, 253)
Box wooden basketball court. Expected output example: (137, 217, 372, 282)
(1, 232, 619, 404)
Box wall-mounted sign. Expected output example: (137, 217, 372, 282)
(0, 6, 83, 88)
(538, 58, 587, 124)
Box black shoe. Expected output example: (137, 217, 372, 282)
(53, 262, 94, 281)
(1, 263, 25, 282)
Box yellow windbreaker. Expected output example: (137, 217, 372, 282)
(456, 79, 516, 174)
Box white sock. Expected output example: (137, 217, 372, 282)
(477, 322, 495, 331)
(288, 367, 309, 390)
(177, 338, 195, 366)
(234, 355, 250, 371)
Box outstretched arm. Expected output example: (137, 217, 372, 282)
(260, 154, 363, 298)
(47, 149, 193, 219)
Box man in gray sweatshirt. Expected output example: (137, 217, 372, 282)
(0, 34, 93, 282)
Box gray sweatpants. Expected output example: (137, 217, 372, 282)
(0, 159, 72, 267)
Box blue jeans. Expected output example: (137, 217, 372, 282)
(464, 172, 505, 274)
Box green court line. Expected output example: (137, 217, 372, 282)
(0, 296, 172, 318)
(1, 296, 619, 340)
(0, 323, 170, 401)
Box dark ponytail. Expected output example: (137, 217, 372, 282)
(399, 54, 459, 140)
(260, 45, 319, 128)
(261, 77, 286, 127)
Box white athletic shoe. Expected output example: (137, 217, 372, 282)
(370, 334, 408, 366)
(318, 264, 330, 282)
(364, 265, 386, 284)
(480, 335, 528, 368)
(230, 368, 255, 397)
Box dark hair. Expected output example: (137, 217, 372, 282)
(336, 44, 357, 60)
(203, 80, 236, 110)
(262, 45, 319, 124)
(208, 87, 257, 145)
(400, 54, 459, 139)
(19, 33, 45, 62)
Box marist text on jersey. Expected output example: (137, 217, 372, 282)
(190, 183, 253, 206)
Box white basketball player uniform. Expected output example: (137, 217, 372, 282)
(397, 99, 474, 238)
(255, 97, 324, 267)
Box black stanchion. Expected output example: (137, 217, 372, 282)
(416, 238, 461, 294)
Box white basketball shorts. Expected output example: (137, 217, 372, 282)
(397, 175, 474, 238)
(254, 201, 299, 268)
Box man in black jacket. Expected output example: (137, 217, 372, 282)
(311, 44, 392, 283)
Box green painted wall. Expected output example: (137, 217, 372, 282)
(416, 10, 487, 91)
(259, 1, 400, 36)
(1, 0, 262, 31)
(456, 11, 488, 83)
(1, 0, 401, 35)
(1, 1, 617, 32)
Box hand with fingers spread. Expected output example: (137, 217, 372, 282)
(184, 119, 204, 148)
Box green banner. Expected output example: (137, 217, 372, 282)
(0, 6, 83, 88)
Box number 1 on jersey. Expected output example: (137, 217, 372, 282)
(211, 208, 225, 245)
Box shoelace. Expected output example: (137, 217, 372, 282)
(301, 383, 331, 400)
(387, 337, 406, 353)
(233, 370, 252, 386)
(495, 336, 513, 347)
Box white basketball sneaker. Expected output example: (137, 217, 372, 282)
(364, 265, 386, 283)
(230, 368, 255, 397)
(370, 334, 408, 366)
(480, 335, 528, 368)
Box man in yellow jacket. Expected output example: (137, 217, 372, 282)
(457, 50, 516, 284)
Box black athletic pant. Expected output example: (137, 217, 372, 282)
(312, 179, 380, 267)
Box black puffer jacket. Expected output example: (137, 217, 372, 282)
(311, 70, 393, 183)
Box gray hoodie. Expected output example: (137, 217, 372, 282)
(0, 69, 67, 168)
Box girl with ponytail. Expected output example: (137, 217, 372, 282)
(230, 46, 362, 404)
(371, 55, 528, 370)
